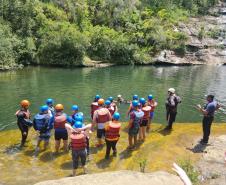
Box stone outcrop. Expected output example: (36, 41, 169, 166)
(154, 2, 226, 65)
(195, 135, 226, 185)
(34, 170, 184, 185)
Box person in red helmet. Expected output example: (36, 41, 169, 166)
(92, 98, 112, 147)
(15, 100, 32, 147)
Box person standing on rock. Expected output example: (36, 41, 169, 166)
(127, 100, 144, 150)
(92, 98, 112, 147)
(15, 100, 33, 147)
(165, 88, 181, 130)
(65, 121, 88, 176)
(196, 95, 220, 145)
(104, 112, 121, 159)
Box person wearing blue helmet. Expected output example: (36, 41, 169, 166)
(70, 105, 84, 126)
(104, 112, 121, 159)
(147, 94, 158, 132)
(139, 98, 151, 141)
(46, 98, 55, 118)
(105, 100, 114, 116)
(90, 95, 101, 119)
(108, 96, 118, 113)
(33, 105, 54, 151)
(127, 100, 144, 150)
(65, 121, 89, 176)
(127, 95, 140, 116)
(133, 94, 139, 100)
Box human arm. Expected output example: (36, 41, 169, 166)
(76, 124, 92, 132)
(65, 123, 76, 135)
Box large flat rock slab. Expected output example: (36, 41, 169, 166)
(34, 170, 184, 185)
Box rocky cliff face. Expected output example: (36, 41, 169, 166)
(34, 170, 184, 185)
(154, 2, 226, 65)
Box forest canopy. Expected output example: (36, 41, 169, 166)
(0, 0, 219, 68)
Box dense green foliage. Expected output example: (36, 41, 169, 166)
(0, 0, 219, 68)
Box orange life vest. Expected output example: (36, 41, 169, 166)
(142, 106, 152, 120)
(70, 132, 87, 150)
(105, 121, 121, 140)
(54, 113, 67, 129)
(96, 108, 110, 123)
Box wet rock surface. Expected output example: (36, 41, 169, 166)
(195, 135, 226, 185)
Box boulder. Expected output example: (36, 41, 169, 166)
(34, 171, 184, 185)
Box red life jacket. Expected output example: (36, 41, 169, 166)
(107, 106, 114, 116)
(96, 108, 110, 123)
(148, 100, 156, 112)
(110, 103, 117, 113)
(142, 106, 152, 120)
(105, 121, 121, 140)
(91, 102, 99, 118)
(54, 113, 67, 129)
(70, 132, 87, 150)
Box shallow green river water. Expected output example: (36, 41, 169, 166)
(0, 65, 226, 131)
(0, 65, 226, 185)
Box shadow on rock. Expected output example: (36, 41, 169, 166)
(96, 157, 113, 169)
(24, 149, 35, 157)
(186, 143, 208, 153)
(61, 161, 72, 170)
(158, 128, 172, 136)
(39, 151, 55, 162)
(89, 145, 104, 155)
(3, 143, 22, 155)
(119, 148, 132, 160)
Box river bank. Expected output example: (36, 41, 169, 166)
(0, 123, 226, 185)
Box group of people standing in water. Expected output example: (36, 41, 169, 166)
(15, 88, 220, 176)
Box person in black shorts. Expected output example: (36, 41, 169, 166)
(139, 98, 151, 141)
(53, 104, 70, 152)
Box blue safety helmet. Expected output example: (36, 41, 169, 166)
(40, 105, 49, 112)
(148, 94, 153, 100)
(108, 96, 113, 102)
(71, 105, 79, 111)
(132, 100, 139, 107)
(95, 95, 100, 100)
(75, 114, 84, 122)
(46, 98, 54, 105)
(113, 112, 120, 120)
(133, 94, 139, 100)
(73, 121, 83, 129)
(105, 100, 111, 106)
(139, 98, 146, 105)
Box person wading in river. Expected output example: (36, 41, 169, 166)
(15, 100, 33, 147)
(196, 95, 220, 145)
(165, 88, 181, 130)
